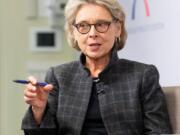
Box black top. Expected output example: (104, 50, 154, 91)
(81, 78, 108, 135)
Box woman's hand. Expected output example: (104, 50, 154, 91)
(23, 76, 53, 124)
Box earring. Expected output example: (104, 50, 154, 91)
(114, 37, 120, 48)
(116, 37, 121, 44)
(114, 37, 121, 50)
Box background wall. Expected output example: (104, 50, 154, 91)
(0, 0, 2, 132)
(118, 0, 180, 86)
(0, 0, 75, 135)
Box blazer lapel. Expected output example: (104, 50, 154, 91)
(57, 69, 93, 135)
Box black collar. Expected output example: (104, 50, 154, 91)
(79, 46, 119, 77)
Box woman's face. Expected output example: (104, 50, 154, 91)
(73, 4, 121, 60)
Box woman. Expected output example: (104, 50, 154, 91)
(21, 0, 172, 134)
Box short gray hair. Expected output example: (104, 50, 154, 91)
(64, 0, 127, 51)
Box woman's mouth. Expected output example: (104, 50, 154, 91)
(89, 43, 101, 51)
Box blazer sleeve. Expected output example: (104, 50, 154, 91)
(21, 67, 59, 135)
(141, 65, 172, 134)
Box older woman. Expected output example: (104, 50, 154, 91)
(21, 0, 172, 134)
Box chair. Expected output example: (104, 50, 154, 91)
(162, 86, 180, 133)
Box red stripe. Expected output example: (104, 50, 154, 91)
(144, 0, 150, 16)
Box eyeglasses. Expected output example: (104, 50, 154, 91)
(73, 19, 118, 34)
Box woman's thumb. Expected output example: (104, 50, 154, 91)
(43, 84, 54, 92)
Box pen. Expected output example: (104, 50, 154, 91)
(13, 79, 48, 87)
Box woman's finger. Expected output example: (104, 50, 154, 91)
(24, 96, 36, 104)
(28, 76, 37, 85)
(24, 89, 37, 98)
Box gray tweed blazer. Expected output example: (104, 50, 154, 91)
(22, 50, 172, 135)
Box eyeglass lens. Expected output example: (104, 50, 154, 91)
(74, 21, 112, 34)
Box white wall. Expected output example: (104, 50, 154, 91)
(119, 0, 180, 86)
(0, 0, 75, 135)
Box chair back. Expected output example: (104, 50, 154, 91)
(162, 86, 180, 133)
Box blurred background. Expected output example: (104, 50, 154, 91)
(0, 0, 180, 135)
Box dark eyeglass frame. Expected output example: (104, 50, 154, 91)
(73, 19, 119, 34)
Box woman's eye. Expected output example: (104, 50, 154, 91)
(79, 23, 88, 28)
(97, 22, 109, 27)
(97, 23, 103, 26)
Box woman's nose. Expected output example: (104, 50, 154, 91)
(88, 25, 98, 38)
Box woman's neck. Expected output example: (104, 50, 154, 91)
(85, 56, 110, 78)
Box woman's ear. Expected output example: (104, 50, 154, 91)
(115, 22, 121, 37)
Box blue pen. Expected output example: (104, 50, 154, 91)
(13, 79, 48, 87)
